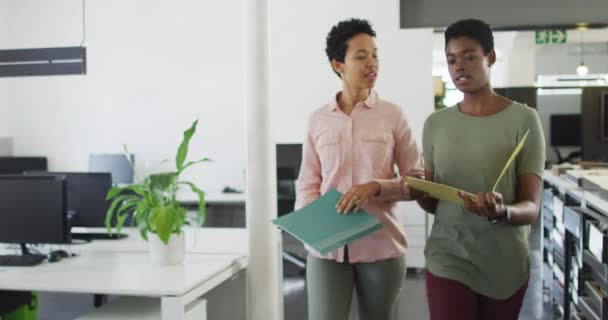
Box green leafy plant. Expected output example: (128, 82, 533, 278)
(105, 120, 210, 244)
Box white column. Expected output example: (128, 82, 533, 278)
(243, 0, 283, 319)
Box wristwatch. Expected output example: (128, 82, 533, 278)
(489, 205, 510, 224)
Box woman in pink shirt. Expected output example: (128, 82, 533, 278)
(296, 18, 422, 320)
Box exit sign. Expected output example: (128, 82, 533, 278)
(536, 30, 567, 44)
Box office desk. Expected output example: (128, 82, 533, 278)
(67, 227, 248, 255)
(0, 228, 248, 320)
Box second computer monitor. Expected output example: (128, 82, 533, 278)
(0, 175, 69, 244)
(89, 154, 134, 184)
(25, 172, 113, 228)
(550, 114, 581, 147)
(0, 157, 47, 174)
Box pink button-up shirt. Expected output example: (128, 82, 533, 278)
(295, 90, 423, 263)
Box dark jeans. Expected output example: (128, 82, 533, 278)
(426, 270, 528, 320)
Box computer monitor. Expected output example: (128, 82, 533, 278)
(0, 175, 69, 245)
(276, 144, 306, 269)
(276, 144, 302, 216)
(88, 154, 134, 184)
(550, 114, 582, 147)
(24, 172, 112, 227)
(0, 157, 47, 174)
(23, 171, 129, 240)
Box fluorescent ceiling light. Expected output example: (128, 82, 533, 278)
(0, 47, 86, 77)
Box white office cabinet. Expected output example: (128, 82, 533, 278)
(397, 201, 433, 269)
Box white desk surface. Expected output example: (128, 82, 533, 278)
(544, 171, 580, 192)
(0, 228, 249, 320)
(585, 191, 608, 216)
(177, 192, 246, 205)
(66, 227, 248, 255)
(0, 251, 245, 297)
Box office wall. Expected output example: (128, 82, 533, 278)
(269, 0, 434, 145)
(0, 87, 8, 137)
(0, 0, 434, 192)
(493, 32, 536, 88)
(0, 1, 8, 137)
(536, 42, 608, 76)
(0, 0, 246, 192)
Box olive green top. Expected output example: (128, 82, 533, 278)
(422, 102, 545, 299)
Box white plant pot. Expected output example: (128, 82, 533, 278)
(148, 232, 185, 265)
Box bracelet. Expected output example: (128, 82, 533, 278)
(489, 205, 510, 224)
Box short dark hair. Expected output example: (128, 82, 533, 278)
(444, 19, 494, 54)
(326, 18, 376, 76)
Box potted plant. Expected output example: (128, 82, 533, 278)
(105, 120, 209, 265)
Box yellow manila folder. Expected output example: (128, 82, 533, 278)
(405, 129, 530, 206)
(405, 177, 475, 206)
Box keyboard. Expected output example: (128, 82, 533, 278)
(71, 232, 128, 240)
(0, 254, 46, 266)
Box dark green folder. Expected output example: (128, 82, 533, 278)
(272, 189, 382, 255)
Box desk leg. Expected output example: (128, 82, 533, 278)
(93, 294, 106, 307)
(161, 296, 207, 320)
(161, 297, 185, 320)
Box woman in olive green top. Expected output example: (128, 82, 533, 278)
(416, 19, 545, 320)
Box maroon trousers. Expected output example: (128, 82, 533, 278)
(426, 270, 528, 320)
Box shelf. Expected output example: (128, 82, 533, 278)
(544, 237, 552, 254)
(565, 206, 583, 238)
(554, 279, 565, 309)
(544, 189, 555, 210)
(543, 205, 554, 229)
(583, 250, 608, 287)
(580, 296, 602, 320)
(585, 281, 608, 318)
(544, 262, 553, 288)
(587, 221, 608, 264)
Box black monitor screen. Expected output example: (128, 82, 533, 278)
(276, 144, 303, 180)
(24, 172, 112, 227)
(550, 114, 581, 147)
(0, 157, 47, 174)
(0, 175, 69, 244)
(276, 144, 302, 216)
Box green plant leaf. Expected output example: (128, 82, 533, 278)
(105, 187, 124, 200)
(123, 144, 135, 174)
(180, 181, 206, 226)
(178, 157, 212, 174)
(174, 206, 187, 234)
(149, 205, 176, 244)
(115, 210, 132, 235)
(149, 172, 177, 191)
(176, 120, 198, 171)
(123, 184, 149, 197)
(117, 200, 138, 218)
(105, 194, 139, 235)
(134, 203, 150, 240)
